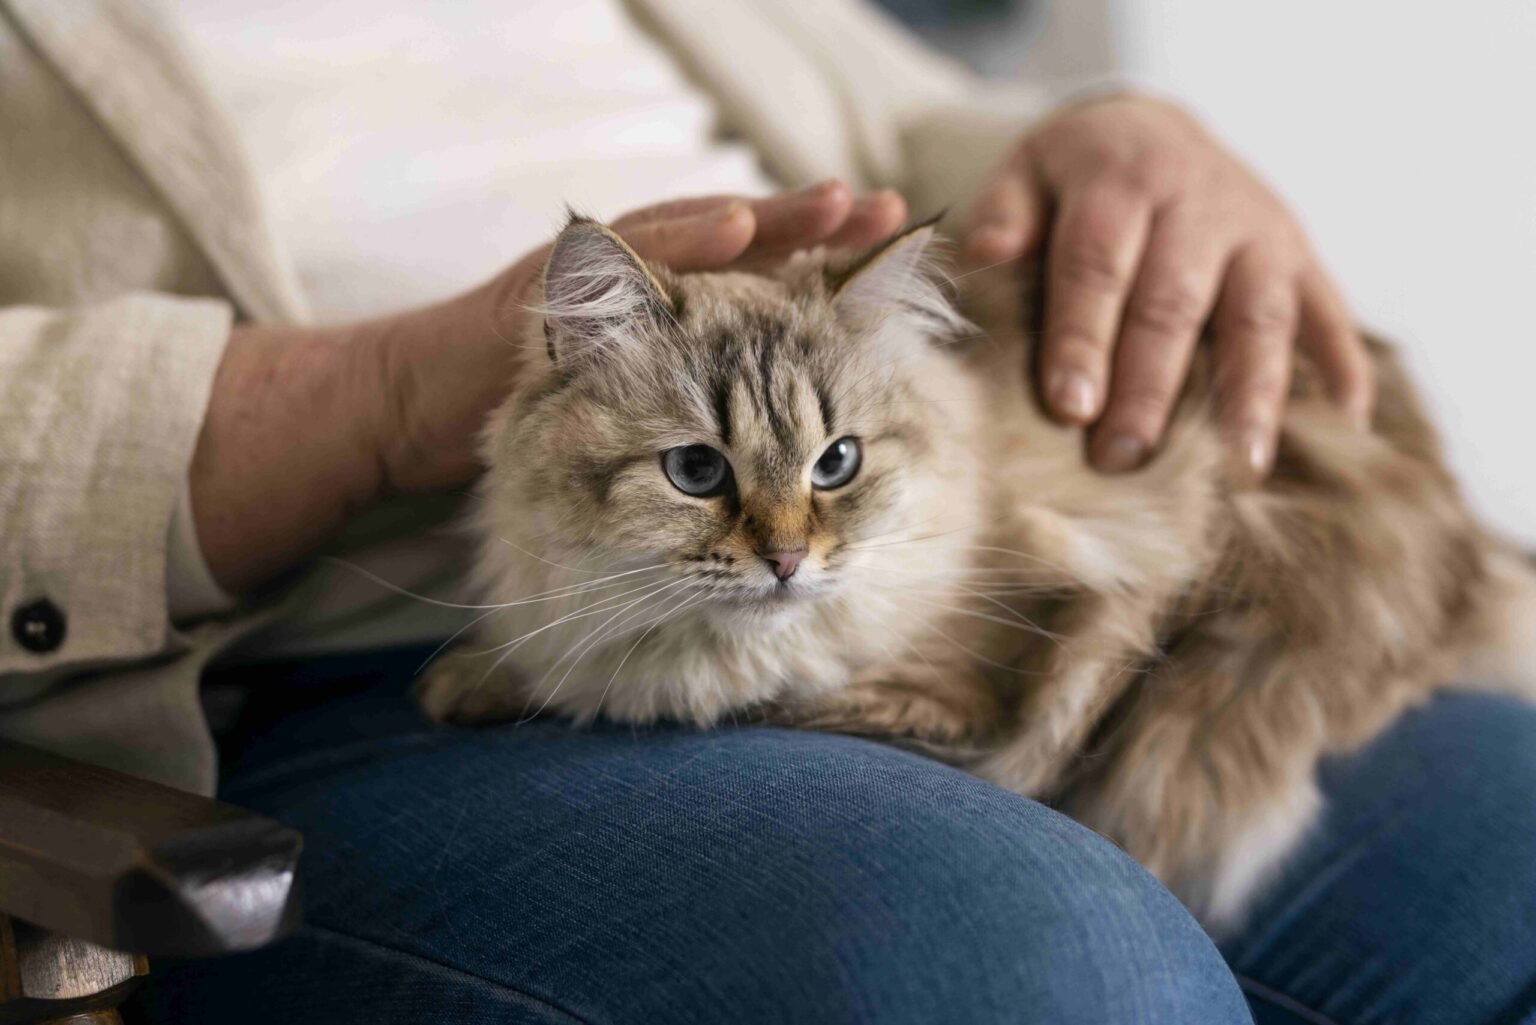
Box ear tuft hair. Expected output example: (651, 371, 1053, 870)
(537, 216, 674, 368)
(830, 217, 971, 341)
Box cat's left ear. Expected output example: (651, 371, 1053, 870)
(830, 218, 969, 341)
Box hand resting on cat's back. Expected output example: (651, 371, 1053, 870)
(416, 214, 1536, 932)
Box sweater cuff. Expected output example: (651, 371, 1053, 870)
(0, 293, 232, 679)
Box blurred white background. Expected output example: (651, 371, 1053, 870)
(910, 0, 1536, 545)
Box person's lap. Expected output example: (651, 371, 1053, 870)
(1221, 687, 1536, 1025)
(130, 649, 1536, 1024)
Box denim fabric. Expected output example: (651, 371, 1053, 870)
(130, 650, 1536, 1024)
(1221, 691, 1536, 1025)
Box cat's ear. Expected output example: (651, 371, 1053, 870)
(540, 217, 674, 368)
(830, 218, 969, 340)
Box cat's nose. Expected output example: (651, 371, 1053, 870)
(761, 548, 808, 582)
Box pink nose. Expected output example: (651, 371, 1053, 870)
(762, 549, 808, 581)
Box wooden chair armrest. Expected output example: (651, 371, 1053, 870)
(0, 738, 301, 958)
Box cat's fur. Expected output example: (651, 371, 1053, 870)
(419, 216, 1536, 932)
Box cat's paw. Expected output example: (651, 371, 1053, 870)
(414, 652, 530, 725)
(777, 676, 984, 746)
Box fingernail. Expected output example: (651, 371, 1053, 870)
(1048, 371, 1097, 421)
(711, 201, 748, 223)
(799, 179, 842, 199)
(856, 188, 902, 211)
(1098, 433, 1148, 473)
(967, 225, 1017, 259)
(1240, 426, 1272, 477)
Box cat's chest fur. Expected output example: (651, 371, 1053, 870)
(440, 540, 963, 726)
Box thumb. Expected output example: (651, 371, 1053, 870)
(962, 152, 1048, 264)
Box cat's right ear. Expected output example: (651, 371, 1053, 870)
(539, 218, 674, 369)
(830, 218, 970, 343)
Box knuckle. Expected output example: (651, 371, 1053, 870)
(1228, 292, 1297, 337)
(1056, 236, 1131, 295)
(1048, 325, 1113, 362)
(1110, 382, 1177, 426)
(1049, 333, 1111, 368)
(1127, 277, 1209, 337)
(1236, 366, 1291, 406)
(1131, 152, 1189, 195)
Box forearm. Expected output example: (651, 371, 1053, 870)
(188, 318, 389, 593)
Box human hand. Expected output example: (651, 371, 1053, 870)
(373, 182, 908, 496)
(963, 94, 1373, 476)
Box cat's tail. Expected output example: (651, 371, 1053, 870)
(1454, 546, 1536, 700)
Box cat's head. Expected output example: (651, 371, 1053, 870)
(476, 215, 981, 621)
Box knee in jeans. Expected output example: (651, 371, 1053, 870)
(755, 743, 1251, 1023)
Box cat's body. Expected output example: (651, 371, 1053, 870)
(420, 217, 1536, 931)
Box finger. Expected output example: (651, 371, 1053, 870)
(964, 153, 1046, 263)
(610, 183, 833, 227)
(611, 194, 744, 228)
(1040, 183, 1154, 428)
(1087, 212, 1229, 470)
(612, 180, 853, 260)
(741, 179, 855, 255)
(823, 189, 908, 250)
(1210, 247, 1300, 479)
(620, 202, 756, 272)
(1298, 268, 1374, 426)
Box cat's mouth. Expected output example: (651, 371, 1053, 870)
(702, 575, 826, 612)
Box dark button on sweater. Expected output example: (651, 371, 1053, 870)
(11, 598, 66, 654)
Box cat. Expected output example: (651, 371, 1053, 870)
(417, 214, 1536, 932)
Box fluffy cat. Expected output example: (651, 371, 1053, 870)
(418, 215, 1536, 931)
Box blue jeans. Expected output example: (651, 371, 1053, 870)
(131, 649, 1536, 1024)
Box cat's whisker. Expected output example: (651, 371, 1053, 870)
(870, 593, 1045, 678)
(878, 587, 1065, 645)
(841, 513, 951, 549)
(945, 580, 1062, 628)
(592, 586, 709, 721)
(496, 537, 656, 575)
(866, 594, 948, 683)
(416, 605, 505, 675)
(518, 576, 701, 723)
(325, 555, 669, 610)
(453, 576, 691, 720)
(861, 542, 1081, 582)
(942, 255, 1028, 283)
(425, 569, 679, 667)
(466, 575, 690, 658)
(853, 564, 1069, 587)
(843, 528, 968, 553)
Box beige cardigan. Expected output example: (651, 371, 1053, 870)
(0, 0, 1044, 793)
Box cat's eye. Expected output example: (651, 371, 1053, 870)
(811, 437, 861, 490)
(663, 445, 731, 497)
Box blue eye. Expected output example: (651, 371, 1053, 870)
(663, 445, 730, 496)
(811, 437, 861, 489)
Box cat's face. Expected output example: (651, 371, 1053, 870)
(478, 219, 977, 624)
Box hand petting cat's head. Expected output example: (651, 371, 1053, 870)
(474, 214, 979, 628)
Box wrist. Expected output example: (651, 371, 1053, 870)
(365, 261, 534, 496)
(192, 320, 386, 591)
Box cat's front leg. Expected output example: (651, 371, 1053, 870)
(772, 649, 999, 749)
(415, 649, 532, 725)
(974, 591, 1166, 797)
